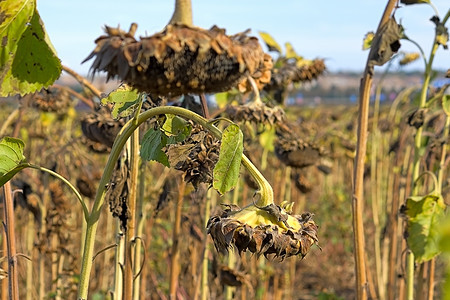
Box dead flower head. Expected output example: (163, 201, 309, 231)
(275, 133, 324, 168)
(166, 123, 220, 187)
(83, 23, 269, 97)
(226, 101, 286, 127)
(30, 86, 72, 114)
(81, 107, 125, 151)
(207, 202, 319, 260)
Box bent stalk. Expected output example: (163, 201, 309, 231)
(353, 1, 398, 298)
(77, 105, 271, 299)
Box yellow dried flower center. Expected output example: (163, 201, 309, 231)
(230, 204, 302, 232)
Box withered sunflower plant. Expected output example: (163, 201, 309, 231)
(77, 1, 318, 299)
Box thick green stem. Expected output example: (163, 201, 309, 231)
(77, 106, 272, 299)
(406, 10, 449, 299)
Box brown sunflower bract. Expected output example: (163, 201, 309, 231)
(83, 23, 270, 96)
(207, 205, 319, 260)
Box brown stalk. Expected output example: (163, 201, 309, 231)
(353, 0, 398, 298)
(169, 176, 186, 299)
(25, 211, 34, 300)
(1, 231, 7, 300)
(2, 182, 19, 300)
(52, 84, 95, 110)
(169, 0, 193, 26)
(427, 258, 435, 300)
(61, 65, 102, 99)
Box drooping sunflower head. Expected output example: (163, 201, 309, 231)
(84, 23, 271, 97)
(207, 201, 319, 260)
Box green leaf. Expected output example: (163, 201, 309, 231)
(162, 114, 191, 144)
(0, 0, 35, 76)
(0, 1, 61, 97)
(406, 193, 446, 263)
(259, 32, 282, 53)
(140, 128, 169, 167)
(213, 124, 243, 195)
(101, 85, 141, 119)
(439, 215, 450, 253)
(0, 137, 29, 186)
(443, 95, 450, 116)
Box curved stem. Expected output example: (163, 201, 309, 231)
(428, 1, 440, 18)
(0, 107, 20, 136)
(353, 1, 398, 299)
(77, 105, 272, 299)
(29, 164, 89, 222)
(62, 65, 102, 100)
(403, 37, 428, 67)
(247, 76, 262, 104)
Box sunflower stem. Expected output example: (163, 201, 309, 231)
(77, 105, 273, 299)
(169, 0, 193, 26)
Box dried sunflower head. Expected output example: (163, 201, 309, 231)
(266, 58, 326, 90)
(80, 106, 125, 150)
(399, 52, 420, 66)
(207, 201, 319, 260)
(30, 87, 72, 114)
(274, 133, 324, 168)
(226, 100, 286, 127)
(166, 123, 220, 187)
(263, 58, 326, 103)
(84, 23, 268, 97)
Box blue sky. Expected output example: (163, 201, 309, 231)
(37, 0, 449, 75)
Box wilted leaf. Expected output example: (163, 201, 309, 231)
(259, 32, 282, 53)
(368, 18, 402, 73)
(442, 95, 450, 116)
(213, 124, 243, 194)
(0, 1, 61, 96)
(140, 128, 169, 167)
(406, 193, 446, 263)
(431, 16, 449, 50)
(0, 137, 29, 186)
(166, 144, 196, 167)
(101, 85, 140, 119)
(285, 42, 300, 60)
(362, 32, 375, 50)
(400, 0, 430, 4)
